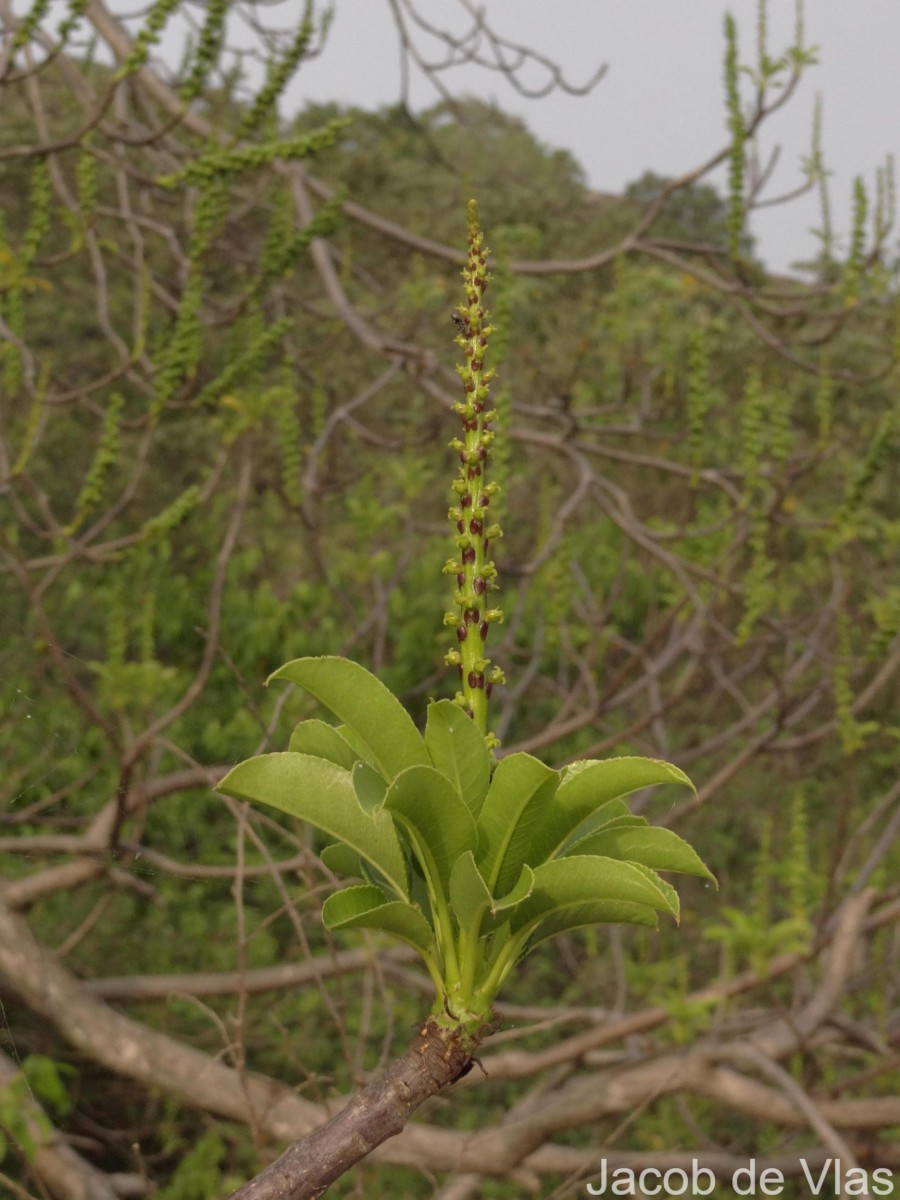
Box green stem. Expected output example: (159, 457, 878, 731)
(443, 200, 505, 746)
(476, 930, 530, 1006)
(418, 849, 461, 989)
(456, 913, 486, 1008)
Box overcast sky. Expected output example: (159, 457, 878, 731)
(285, 1, 900, 275)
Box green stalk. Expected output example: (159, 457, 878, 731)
(407, 834, 461, 989)
(456, 913, 487, 1010)
(476, 930, 530, 1006)
(443, 201, 505, 747)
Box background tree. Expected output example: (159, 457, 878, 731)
(0, 2, 898, 1198)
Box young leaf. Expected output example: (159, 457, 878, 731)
(508, 854, 680, 941)
(523, 900, 659, 950)
(562, 813, 648, 855)
(289, 719, 360, 771)
(629, 862, 680, 919)
(476, 753, 559, 895)
(449, 852, 534, 933)
(382, 765, 478, 893)
(566, 825, 716, 882)
(425, 699, 492, 817)
(352, 760, 386, 814)
(269, 657, 429, 780)
(322, 885, 436, 959)
(529, 757, 694, 867)
(481, 862, 535, 933)
(219, 753, 409, 899)
(448, 851, 492, 932)
(320, 842, 364, 880)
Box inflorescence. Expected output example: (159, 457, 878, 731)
(443, 201, 505, 745)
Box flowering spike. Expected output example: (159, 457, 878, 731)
(445, 201, 504, 747)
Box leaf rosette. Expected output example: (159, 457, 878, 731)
(220, 656, 713, 1030)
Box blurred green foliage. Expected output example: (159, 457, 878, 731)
(1, 14, 898, 1195)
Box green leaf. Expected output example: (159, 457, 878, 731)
(425, 698, 492, 816)
(563, 813, 648, 854)
(449, 851, 491, 931)
(352, 760, 386, 814)
(322, 885, 436, 958)
(567, 825, 716, 882)
(449, 853, 534, 933)
(508, 855, 680, 941)
(269, 657, 429, 780)
(529, 757, 694, 867)
(220, 753, 409, 898)
(289, 719, 360, 771)
(382, 765, 477, 893)
(524, 900, 659, 951)
(494, 862, 535, 911)
(476, 753, 559, 895)
(629, 862, 680, 918)
(22, 1056, 74, 1118)
(320, 842, 363, 879)
(335, 723, 377, 769)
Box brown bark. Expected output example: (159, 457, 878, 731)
(229, 1019, 475, 1200)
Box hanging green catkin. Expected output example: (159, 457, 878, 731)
(136, 485, 202, 548)
(116, 0, 183, 78)
(739, 367, 766, 488)
(66, 394, 125, 534)
(841, 411, 894, 520)
(843, 176, 868, 304)
(723, 14, 746, 258)
(756, 0, 768, 78)
(814, 361, 833, 447)
(179, 0, 229, 103)
(157, 123, 349, 190)
(239, 5, 317, 137)
(736, 512, 774, 645)
(192, 318, 293, 410)
(869, 586, 900, 659)
(736, 369, 774, 643)
(23, 159, 52, 264)
(873, 160, 892, 246)
(5, 161, 53, 390)
(686, 326, 712, 483)
(12, 0, 51, 49)
(811, 97, 833, 270)
(276, 391, 303, 507)
(56, 0, 91, 45)
(767, 388, 792, 469)
(153, 177, 230, 411)
(256, 194, 344, 295)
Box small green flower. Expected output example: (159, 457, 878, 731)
(446, 202, 504, 746)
